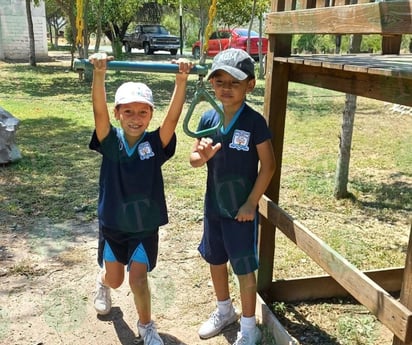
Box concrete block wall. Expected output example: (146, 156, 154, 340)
(0, 0, 48, 60)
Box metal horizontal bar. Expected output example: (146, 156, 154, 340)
(74, 59, 208, 76)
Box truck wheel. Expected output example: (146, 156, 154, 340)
(193, 46, 200, 59)
(143, 42, 153, 55)
(124, 42, 132, 53)
(170, 49, 178, 56)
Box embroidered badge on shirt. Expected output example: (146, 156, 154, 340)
(229, 130, 250, 151)
(138, 141, 155, 160)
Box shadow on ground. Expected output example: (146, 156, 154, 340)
(98, 307, 192, 345)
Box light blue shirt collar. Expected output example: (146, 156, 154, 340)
(118, 128, 147, 157)
(220, 102, 246, 135)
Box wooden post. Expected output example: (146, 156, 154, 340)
(393, 222, 412, 345)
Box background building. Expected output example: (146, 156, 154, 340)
(0, 0, 48, 60)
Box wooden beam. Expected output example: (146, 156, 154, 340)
(258, 35, 290, 294)
(256, 293, 298, 345)
(258, 195, 412, 343)
(286, 61, 412, 107)
(393, 224, 412, 345)
(265, 1, 412, 35)
(269, 268, 403, 302)
(258, 216, 277, 297)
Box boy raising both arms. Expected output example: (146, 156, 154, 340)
(89, 53, 193, 345)
(190, 48, 276, 345)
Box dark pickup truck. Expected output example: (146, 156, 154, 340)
(123, 24, 180, 55)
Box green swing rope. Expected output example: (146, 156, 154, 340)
(182, 0, 224, 138)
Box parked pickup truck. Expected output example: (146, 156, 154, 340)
(123, 24, 180, 55)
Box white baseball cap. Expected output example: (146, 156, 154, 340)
(114, 82, 154, 108)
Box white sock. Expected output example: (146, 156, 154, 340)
(97, 272, 105, 285)
(217, 299, 232, 315)
(138, 320, 153, 337)
(240, 315, 256, 334)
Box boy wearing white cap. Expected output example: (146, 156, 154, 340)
(190, 48, 276, 345)
(89, 53, 192, 345)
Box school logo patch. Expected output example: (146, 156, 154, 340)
(229, 129, 250, 151)
(138, 141, 154, 160)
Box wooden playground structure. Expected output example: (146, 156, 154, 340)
(256, 0, 412, 344)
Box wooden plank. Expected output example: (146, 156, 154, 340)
(258, 195, 412, 342)
(282, 56, 305, 64)
(321, 60, 345, 70)
(284, 0, 295, 10)
(302, 58, 323, 67)
(343, 64, 386, 74)
(299, 0, 309, 9)
(315, 0, 328, 8)
(277, 54, 412, 70)
(393, 224, 412, 344)
(287, 63, 412, 106)
(256, 293, 299, 345)
(258, 41, 290, 293)
(281, 54, 412, 77)
(258, 216, 277, 296)
(263, 59, 289, 204)
(269, 268, 403, 302)
(265, 1, 412, 35)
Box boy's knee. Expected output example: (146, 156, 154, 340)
(105, 276, 123, 289)
(129, 275, 148, 292)
(237, 272, 257, 291)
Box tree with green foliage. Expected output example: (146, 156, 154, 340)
(86, 0, 168, 58)
(45, 0, 66, 47)
(215, 0, 262, 27)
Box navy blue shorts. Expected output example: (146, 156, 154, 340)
(97, 225, 159, 272)
(198, 213, 259, 275)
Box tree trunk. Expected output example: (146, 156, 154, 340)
(26, 0, 36, 66)
(334, 34, 362, 199)
(334, 94, 356, 198)
(349, 34, 362, 53)
(54, 27, 59, 47)
(247, 0, 257, 54)
(83, 0, 89, 58)
(48, 25, 53, 46)
(94, 0, 104, 53)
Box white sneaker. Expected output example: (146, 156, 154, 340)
(233, 327, 262, 345)
(198, 307, 239, 339)
(138, 321, 164, 345)
(94, 277, 111, 315)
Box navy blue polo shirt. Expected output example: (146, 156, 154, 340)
(89, 126, 176, 235)
(198, 103, 271, 218)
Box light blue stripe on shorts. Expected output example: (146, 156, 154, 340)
(103, 240, 150, 271)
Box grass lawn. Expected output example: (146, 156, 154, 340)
(0, 50, 411, 344)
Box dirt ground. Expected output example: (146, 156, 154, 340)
(0, 212, 400, 345)
(0, 215, 247, 345)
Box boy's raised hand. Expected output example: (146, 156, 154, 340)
(196, 137, 222, 162)
(172, 58, 193, 80)
(89, 53, 114, 71)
